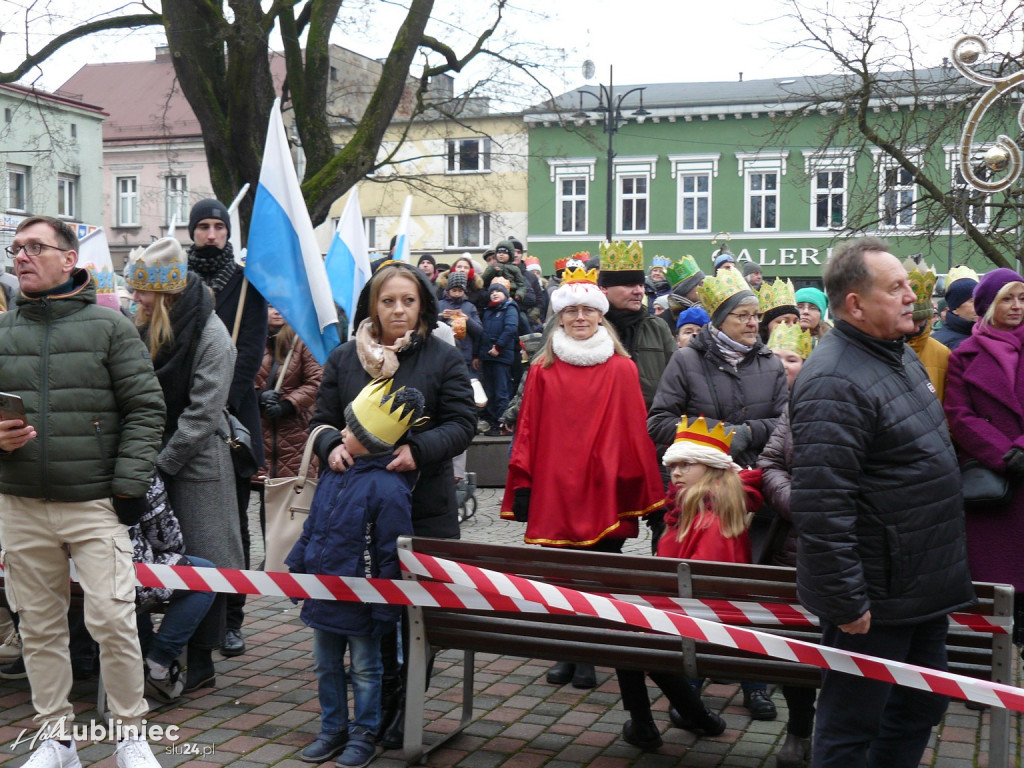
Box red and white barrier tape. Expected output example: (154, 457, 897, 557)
(123, 560, 1020, 710)
(398, 550, 1024, 712)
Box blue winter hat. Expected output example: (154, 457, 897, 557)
(945, 277, 978, 312)
(713, 252, 736, 270)
(676, 306, 711, 329)
(795, 286, 828, 317)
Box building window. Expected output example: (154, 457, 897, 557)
(4, 108, 12, 123)
(558, 176, 588, 234)
(6, 165, 27, 212)
(946, 147, 989, 229)
(737, 151, 787, 233)
(116, 176, 139, 227)
(618, 175, 649, 234)
(330, 66, 338, 82)
(57, 174, 78, 219)
(446, 214, 490, 249)
(670, 154, 719, 234)
(363, 216, 376, 250)
(881, 166, 916, 229)
(446, 138, 490, 173)
(70, 123, 77, 139)
(165, 175, 188, 225)
(803, 150, 854, 231)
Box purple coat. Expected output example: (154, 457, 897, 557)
(944, 322, 1024, 589)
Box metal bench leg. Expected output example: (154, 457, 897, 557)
(988, 585, 1013, 768)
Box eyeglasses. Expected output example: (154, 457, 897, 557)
(727, 312, 761, 324)
(561, 306, 601, 318)
(4, 242, 71, 258)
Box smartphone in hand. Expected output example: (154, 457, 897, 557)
(0, 392, 26, 423)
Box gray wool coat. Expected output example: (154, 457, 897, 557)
(157, 313, 245, 571)
(647, 324, 787, 468)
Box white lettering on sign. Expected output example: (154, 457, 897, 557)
(801, 248, 822, 266)
(779, 248, 797, 265)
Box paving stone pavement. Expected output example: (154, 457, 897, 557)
(0, 486, 1017, 767)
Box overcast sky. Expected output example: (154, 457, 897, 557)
(0, 0, 1013, 97)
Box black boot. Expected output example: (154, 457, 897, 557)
(546, 661, 574, 685)
(669, 703, 726, 736)
(622, 716, 662, 750)
(183, 645, 216, 693)
(380, 699, 405, 750)
(380, 673, 403, 743)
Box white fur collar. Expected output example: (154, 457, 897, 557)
(552, 325, 614, 366)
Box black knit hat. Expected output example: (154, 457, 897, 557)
(188, 199, 231, 240)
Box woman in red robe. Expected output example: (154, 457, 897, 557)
(501, 265, 665, 687)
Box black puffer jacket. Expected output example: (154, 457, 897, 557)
(756, 407, 796, 567)
(789, 320, 975, 626)
(310, 265, 475, 539)
(647, 324, 786, 467)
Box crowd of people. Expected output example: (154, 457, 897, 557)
(0, 207, 1007, 768)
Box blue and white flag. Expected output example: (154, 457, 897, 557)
(394, 194, 413, 264)
(245, 99, 339, 364)
(227, 183, 249, 265)
(325, 189, 371, 336)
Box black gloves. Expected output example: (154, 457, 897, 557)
(728, 423, 752, 458)
(265, 399, 295, 421)
(259, 389, 281, 411)
(112, 495, 148, 526)
(512, 488, 531, 522)
(1004, 447, 1024, 479)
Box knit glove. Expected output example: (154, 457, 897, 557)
(728, 424, 753, 458)
(258, 390, 281, 412)
(512, 488, 531, 522)
(265, 399, 295, 421)
(1003, 447, 1024, 479)
(112, 495, 149, 526)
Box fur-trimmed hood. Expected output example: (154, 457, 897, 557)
(353, 262, 439, 337)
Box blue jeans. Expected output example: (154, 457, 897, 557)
(812, 616, 949, 768)
(313, 628, 382, 737)
(138, 556, 217, 668)
(481, 360, 511, 426)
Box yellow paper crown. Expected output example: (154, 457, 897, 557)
(767, 323, 813, 359)
(902, 258, 938, 309)
(599, 240, 644, 272)
(348, 378, 428, 450)
(946, 264, 979, 288)
(562, 266, 598, 285)
(673, 415, 733, 454)
(697, 267, 753, 316)
(758, 278, 797, 314)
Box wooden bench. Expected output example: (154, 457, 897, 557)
(399, 536, 1014, 767)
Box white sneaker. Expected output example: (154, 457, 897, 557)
(23, 739, 81, 768)
(0, 630, 22, 663)
(115, 738, 160, 768)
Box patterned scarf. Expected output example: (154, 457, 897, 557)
(187, 242, 237, 293)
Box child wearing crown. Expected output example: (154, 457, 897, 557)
(286, 379, 426, 768)
(616, 416, 769, 750)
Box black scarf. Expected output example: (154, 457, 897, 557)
(143, 275, 214, 438)
(605, 306, 647, 356)
(187, 242, 238, 293)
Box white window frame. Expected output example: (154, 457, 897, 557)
(445, 138, 491, 174)
(737, 151, 787, 233)
(7, 164, 28, 213)
(115, 175, 140, 227)
(944, 145, 990, 230)
(164, 174, 189, 226)
(803, 150, 854, 231)
(363, 216, 376, 250)
(557, 175, 589, 235)
(548, 158, 596, 236)
(872, 150, 919, 231)
(445, 213, 490, 249)
(669, 154, 719, 234)
(57, 174, 78, 220)
(614, 156, 657, 236)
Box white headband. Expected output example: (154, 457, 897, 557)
(663, 441, 740, 473)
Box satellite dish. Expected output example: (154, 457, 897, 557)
(582, 59, 596, 81)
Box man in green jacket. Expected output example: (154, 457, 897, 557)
(0, 216, 165, 768)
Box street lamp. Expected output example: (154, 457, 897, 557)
(572, 66, 650, 242)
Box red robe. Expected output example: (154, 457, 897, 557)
(500, 354, 664, 546)
(656, 468, 763, 562)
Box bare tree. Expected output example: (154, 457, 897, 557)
(0, 0, 554, 230)
(763, 0, 1024, 268)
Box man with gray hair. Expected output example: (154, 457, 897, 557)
(789, 237, 975, 768)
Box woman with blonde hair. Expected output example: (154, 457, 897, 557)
(127, 237, 243, 693)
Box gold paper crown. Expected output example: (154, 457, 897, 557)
(697, 268, 753, 316)
(902, 258, 938, 309)
(348, 378, 428, 449)
(946, 264, 979, 288)
(673, 415, 733, 454)
(599, 240, 644, 272)
(562, 266, 598, 285)
(767, 323, 813, 359)
(758, 278, 797, 314)
(666, 255, 701, 286)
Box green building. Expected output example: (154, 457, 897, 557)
(525, 67, 1010, 282)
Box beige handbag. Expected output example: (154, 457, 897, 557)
(263, 424, 332, 572)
